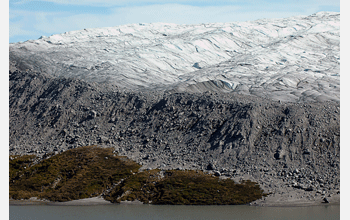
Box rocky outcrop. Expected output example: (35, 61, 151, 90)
(9, 67, 340, 205)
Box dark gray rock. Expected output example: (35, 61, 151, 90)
(323, 197, 330, 203)
(214, 171, 221, 176)
(8, 67, 340, 202)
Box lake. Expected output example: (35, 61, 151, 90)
(10, 204, 340, 220)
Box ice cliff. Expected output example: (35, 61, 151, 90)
(9, 11, 339, 102)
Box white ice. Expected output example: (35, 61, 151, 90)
(9, 11, 339, 102)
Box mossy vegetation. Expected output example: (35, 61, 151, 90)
(9, 146, 141, 201)
(10, 146, 266, 204)
(105, 170, 266, 205)
(9, 154, 37, 181)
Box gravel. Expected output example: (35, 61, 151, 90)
(9, 66, 340, 206)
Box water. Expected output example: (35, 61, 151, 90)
(10, 204, 340, 220)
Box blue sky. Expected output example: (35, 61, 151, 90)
(9, 0, 340, 43)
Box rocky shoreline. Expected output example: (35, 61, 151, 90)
(9, 66, 340, 206)
(10, 195, 339, 207)
(9, 197, 112, 206)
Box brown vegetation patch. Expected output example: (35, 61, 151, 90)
(105, 170, 266, 205)
(10, 146, 266, 204)
(9, 146, 141, 201)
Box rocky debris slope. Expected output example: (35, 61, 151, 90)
(9, 67, 339, 205)
(9, 12, 339, 102)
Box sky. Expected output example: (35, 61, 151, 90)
(8, 0, 340, 43)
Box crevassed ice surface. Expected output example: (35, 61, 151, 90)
(9, 11, 339, 102)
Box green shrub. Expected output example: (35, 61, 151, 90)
(105, 170, 266, 205)
(10, 146, 266, 205)
(9, 146, 141, 201)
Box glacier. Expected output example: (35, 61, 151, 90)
(9, 11, 339, 102)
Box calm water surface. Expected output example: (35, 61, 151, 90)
(10, 204, 340, 220)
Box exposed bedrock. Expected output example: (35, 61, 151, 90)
(9, 68, 339, 204)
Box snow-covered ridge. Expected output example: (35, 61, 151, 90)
(9, 11, 339, 102)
